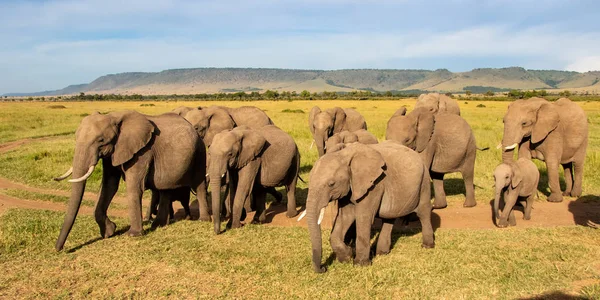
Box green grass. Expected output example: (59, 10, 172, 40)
(0, 209, 598, 298)
(0, 189, 126, 210)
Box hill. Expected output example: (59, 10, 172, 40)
(5, 67, 600, 96)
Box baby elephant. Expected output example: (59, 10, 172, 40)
(324, 129, 378, 153)
(493, 158, 540, 227)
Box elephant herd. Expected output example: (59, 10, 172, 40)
(53, 93, 589, 273)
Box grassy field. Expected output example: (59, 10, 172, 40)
(0, 100, 599, 298)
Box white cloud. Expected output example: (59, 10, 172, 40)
(565, 56, 600, 72)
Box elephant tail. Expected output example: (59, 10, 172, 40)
(298, 175, 306, 184)
(477, 146, 490, 151)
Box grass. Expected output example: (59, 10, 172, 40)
(1, 100, 600, 298)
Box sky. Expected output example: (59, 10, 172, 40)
(1, 0, 600, 94)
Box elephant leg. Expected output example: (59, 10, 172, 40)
(95, 162, 120, 238)
(508, 209, 517, 226)
(571, 160, 584, 198)
(223, 184, 230, 218)
(416, 192, 435, 248)
(461, 162, 477, 208)
(498, 190, 517, 228)
(375, 218, 395, 255)
(231, 163, 259, 229)
(285, 178, 298, 218)
(268, 187, 283, 204)
(524, 194, 534, 220)
(562, 162, 573, 196)
(251, 187, 267, 224)
(153, 190, 173, 228)
(124, 176, 145, 237)
(431, 171, 447, 209)
(330, 204, 355, 263)
(181, 191, 191, 220)
(226, 172, 237, 229)
(546, 159, 563, 203)
(196, 178, 211, 222)
(145, 190, 158, 222)
(354, 206, 376, 266)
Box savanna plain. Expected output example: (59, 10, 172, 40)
(0, 99, 599, 299)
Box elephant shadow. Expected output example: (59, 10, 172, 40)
(441, 178, 467, 197)
(537, 168, 567, 197)
(568, 195, 600, 227)
(66, 226, 130, 253)
(517, 291, 588, 299)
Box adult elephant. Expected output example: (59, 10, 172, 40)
(386, 107, 477, 208)
(53, 111, 208, 251)
(209, 125, 300, 234)
(302, 142, 434, 273)
(309, 107, 367, 157)
(500, 97, 588, 202)
(415, 93, 461, 116)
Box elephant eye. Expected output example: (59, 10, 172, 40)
(521, 121, 529, 126)
(97, 137, 104, 144)
(327, 181, 335, 187)
(403, 138, 410, 144)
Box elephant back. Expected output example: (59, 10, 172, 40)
(228, 106, 274, 129)
(342, 108, 367, 131)
(554, 98, 588, 153)
(256, 125, 298, 186)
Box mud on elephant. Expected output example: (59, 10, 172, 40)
(53, 111, 208, 251)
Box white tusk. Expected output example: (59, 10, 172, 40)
(317, 207, 325, 225)
(323, 145, 327, 150)
(68, 165, 95, 183)
(221, 173, 226, 178)
(206, 174, 209, 178)
(504, 143, 518, 150)
(309, 140, 314, 150)
(54, 167, 73, 181)
(297, 210, 307, 222)
(496, 143, 502, 149)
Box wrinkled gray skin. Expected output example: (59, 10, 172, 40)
(501, 97, 588, 203)
(209, 125, 300, 234)
(54, 111, 207, 251)
(324, 129, 378, 152)
(145, 187, 191, 222)
(306, 142, 434, 273)
(415, 93, 461, 116)
(386, 107, 477, 208)
(493, 158, 540, 227)
(309, 107, 367, 157)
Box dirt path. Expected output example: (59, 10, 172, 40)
(1, 137, 599, 230)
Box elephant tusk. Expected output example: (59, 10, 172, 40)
(323, 144, 327, 150)
(68, 165, 95, 183)
(54, 167, 73, 181)
(206, 174, 209, 178)
(504, 143, 518, 150)
(297, 210, 307, 222)
(221, 173, 226, 178)
(317, 207, 325, 225)
(309, 140, 314, 150)
(496, 143, 502, 149)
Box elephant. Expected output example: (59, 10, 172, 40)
(386, 107, 477, 208)
(301, 141, 434, 273)
(500, 97, 588, 203)
(324, 129, 378, 152)
(145, 187, 191, 222)
(415, 93, 461, 116)
(53, 111, 208, 251)
(493, 158, 540, 227)
(309, 107, 367, 157)
(209, 125, 300, 234)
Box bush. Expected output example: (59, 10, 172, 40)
(476, 104, 486, 108)
(281, 109, 304, 114)
(140, 103, 155, 107)
(47, 105, 66, 109)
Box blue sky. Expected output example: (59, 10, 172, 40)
(1, 0, 600, 94)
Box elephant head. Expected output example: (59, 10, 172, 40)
(54, 110, 154, 251)
(415, 93, 460, 115)
(183, 106, 236, 147)
(324, 131, 358, 152)
(305, 143, 385, 273)
(500, 97, 559, 162)
(172, 106, 197, 117)
(208, 126, 267, 234)
(309, 107, 347, 157)
(385, 107, 434, 153)
(493, 163, 522, 221)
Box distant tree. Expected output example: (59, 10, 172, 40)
(444, 92, 453, 98)
(264, 90, 279, 99)
(291, 91, 297, 98)
(384, 91, 393, 97)
(465, 90, 472, 96)
(300, 90, 311, 99)
(485, 90, 495, 97)
(559, 90, 572, 97)
(508, 89, 524, 98)
(538, 89, 548, 97)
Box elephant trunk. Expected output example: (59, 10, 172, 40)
(55, 146, 96, 251)
(209, 156, 227, 234)
(501, 125, 522, 163)
(314, 133, 327, 157)
(306, 190, 327, 273)
(494, 185, 503, 222)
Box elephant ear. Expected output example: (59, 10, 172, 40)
(531, 103, 559, 144)
(438, 94, 449, 112)
(330, 107, 347, 134)
(110, 111, 155, 166)
(234, 128, 267, 168)
(510, 164, 523, 189)
(308, 106, 321, 135)
(392, 107, 407, 117)
(344, 131, 358, 143)
(413, 108, 434, 152)
(346, 144, 385, 203)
